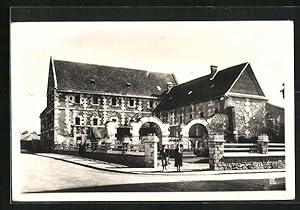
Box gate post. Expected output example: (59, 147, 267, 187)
(208, 134, 225, 170)
(257, 135, 269, 154)
(144, 135, 159, 168)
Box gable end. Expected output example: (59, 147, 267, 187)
(228, 64, 265, 97)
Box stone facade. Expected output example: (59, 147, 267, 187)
(41, 59, 282, 153)
(43, 90, 164, 147)
(225, 96, 267, 142)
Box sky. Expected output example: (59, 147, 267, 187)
(11, 21, 293, 133)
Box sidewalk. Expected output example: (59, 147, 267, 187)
(35, 152, 285, 176)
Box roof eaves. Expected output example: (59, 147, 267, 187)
(56, 89, 159, 99)
(171, 72, 179, 86)
(51, 56, 58, 89)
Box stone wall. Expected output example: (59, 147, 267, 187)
(217, 156, 285, 170)
(54, 150, 146, 167)
(208, 134, 285, 171)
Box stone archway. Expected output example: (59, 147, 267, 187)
(181, 118, 211, 137)
(139, 122, 162, 143)
(181, 118, 211, 152)
(131, 116, 169, 146)
(188, 123, 209, 155)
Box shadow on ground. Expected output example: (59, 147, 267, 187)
(29, 178, 285, 193)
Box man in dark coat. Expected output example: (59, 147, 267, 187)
(159, 145, 169, 172)
(174, 144, 183, 172)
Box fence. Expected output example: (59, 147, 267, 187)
(209, 135, 285, 171)
(54, 142, 145, 154)
(53, 138, 157, 168)
(224, 143, 257, 153)
(268, 143, 285, 152)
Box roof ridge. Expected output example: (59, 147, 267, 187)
(172, 62, 248, 89)
(53, 59, 174, 76)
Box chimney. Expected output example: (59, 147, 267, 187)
(210, 65, 218, 80)
(166, 82, 173, 91)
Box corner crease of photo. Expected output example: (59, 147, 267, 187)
(11, 20, 295, 202)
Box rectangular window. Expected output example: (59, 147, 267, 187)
(200, 112, 204, 118)
(190, 113, 193, 120)
(76, 136, 82, 144)
(112, 97, 117, 106)
(149, 101, 153, 108)
(92, 96, 98, 104)
(75, 95, 80, 103)
(93, 118, 98, 126)
(129, 99, 134, 107)
(75, 117, 80, 125)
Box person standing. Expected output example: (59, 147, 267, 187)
(174, 144, 183, 172)
(159, 145, 169, 172)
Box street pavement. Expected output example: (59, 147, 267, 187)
(35, 152, 285, 176)
(18, 153, 286, 193)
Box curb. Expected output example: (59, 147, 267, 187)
(34, 153, 286, 176)
(34, 153, 140, 175)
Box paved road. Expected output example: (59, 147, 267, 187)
(18, 153, 285, 193)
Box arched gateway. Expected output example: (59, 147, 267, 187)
(131, 116, 169, 146)
(181, 118, 210, 154)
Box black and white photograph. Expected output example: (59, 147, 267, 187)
(11, 19, 294, 201)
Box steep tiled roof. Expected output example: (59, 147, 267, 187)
(156, 62, 251, 111)
(53, 59, 177, 97)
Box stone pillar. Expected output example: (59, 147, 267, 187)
(257, 135, 269, 154)
(208, 134, 225, 170)
(106, 121, 117, 142)
(130, 122, 140, 144)
(144, 135, 159, 168)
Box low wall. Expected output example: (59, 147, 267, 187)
(208, 134, 285, 171)
(215, 155, 285, 171)
(54, 150, 145, 167)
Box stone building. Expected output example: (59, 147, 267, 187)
(265, 103, 285, 143)
(40, 58, 283, 151)
(154, 62, 272, 150)
(40, 57, 176, 150)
